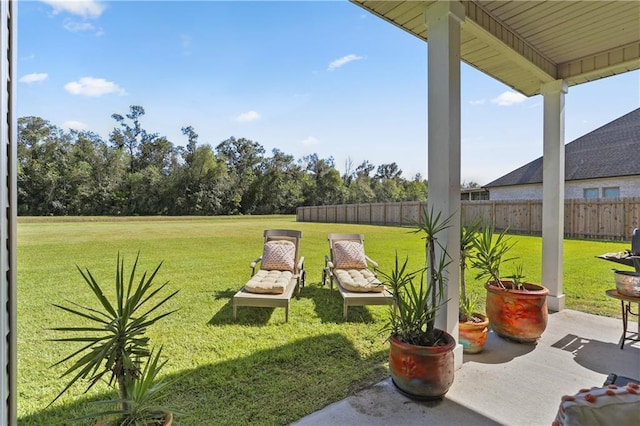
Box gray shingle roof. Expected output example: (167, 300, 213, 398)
(484, 108, 640, 188)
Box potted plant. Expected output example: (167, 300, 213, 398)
(470, 226, 549, 343)
(48, 252, 179, 425)
(458, 218, 489, 354)
(379, 207, 456, 400)
(93, 348, 176, 426)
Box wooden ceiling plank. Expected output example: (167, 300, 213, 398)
(515, 1, 602, 39)
(530, 6, 639, 57)
(479, 0, 540, 22)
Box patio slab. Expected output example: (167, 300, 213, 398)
(293, 309, 640, 426)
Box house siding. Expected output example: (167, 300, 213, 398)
(489, 176, 640, 200)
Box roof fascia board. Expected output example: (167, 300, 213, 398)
(463, 1, 557, 85)
(559, 41, 640, 82)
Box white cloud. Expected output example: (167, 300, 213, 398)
(491, 91, 527, 106)
(328, 54, 363, 71)
(19, 73, 48, 83)
(42, 0, 106, 19)
(469, 99, 485, 105)
(235, 110, 261, 123)
(300, 136, 320, 146)
(64, 77, 126, 97)
(63, 120, 88, 131)
(63, 19, 95, 32)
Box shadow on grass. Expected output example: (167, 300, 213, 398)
(299, 283, 379, 324)
(19, 333, 388, 426)
(208, 282, 382, 325)
(208, 287, 298, 325)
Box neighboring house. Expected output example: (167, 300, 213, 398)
(484, 108, 640, 201)
(461, 187, 489, 200)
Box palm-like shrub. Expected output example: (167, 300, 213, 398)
(380, 207, 451, 346)
(470, 225, 516, 289)
(459, 218, 481, 321)
(49, 252, 179, 422)
(89, 347, 177, 426)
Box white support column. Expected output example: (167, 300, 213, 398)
(424, 0, 465, 369)
(1, 0, 17, 424)
(541, 80, 567, 312)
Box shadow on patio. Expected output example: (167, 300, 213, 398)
(294, 309, 640, 426)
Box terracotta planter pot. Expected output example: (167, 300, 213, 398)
(388, 331, 455, 400)
(459, 313, 489, 354)
(485, 281, 549, 343)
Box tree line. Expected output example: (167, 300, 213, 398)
(18, 105, 429, 216)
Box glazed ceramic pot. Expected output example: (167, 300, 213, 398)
(485, 281, 549, 343)
(459, 313, 489, 353)
(388, 330, 455, 400)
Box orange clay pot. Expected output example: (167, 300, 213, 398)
(388, 331, 455, 400)
(485, 281, 549, 343)
(459, 313, 489, 354)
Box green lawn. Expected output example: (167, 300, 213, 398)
(17, 215, 629, 425)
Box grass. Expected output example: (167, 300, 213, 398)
(17, 215, 630, 425)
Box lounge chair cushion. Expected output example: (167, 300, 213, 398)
(261, 240, 295, 271)
(333, 241, 368, 269)
(335, 268, 385, 293)
(244, 270, 293, 294)
(553, 383, 640, 426)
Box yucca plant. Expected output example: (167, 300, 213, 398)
(49, 252, 179, 423)
(470, 225, 517, 289)
(459, 218, 482, 321)
(87, 347, 179, 426)
(380, 207, 452, 346)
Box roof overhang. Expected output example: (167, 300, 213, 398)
(351, 0, 640, 96)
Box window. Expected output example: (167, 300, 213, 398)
(602, 187, 620, 198)
(583, 188, 599, 199)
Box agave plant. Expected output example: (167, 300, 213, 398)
(49, 252, 179, 419)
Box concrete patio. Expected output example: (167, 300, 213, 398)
(294, 309, 640, 426)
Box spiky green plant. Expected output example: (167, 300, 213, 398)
(506, 263, 527, 290)
(379, 207, 452, 346)
(470, 225, 517, 289)
(49, 252, 179, 418)
(85, 347, 180, 426)
(459, 218, 482, 321)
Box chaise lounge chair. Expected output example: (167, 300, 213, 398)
(233, 229, 305, 322)
(323, 233, 393, 320)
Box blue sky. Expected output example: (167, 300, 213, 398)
(18, 0, 640, 185)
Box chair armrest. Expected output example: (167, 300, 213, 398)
(324, 255, 334, 269)
(250, 256, 262, 276)
(297, 256, 305, 272)
(365, 255, 378, 269)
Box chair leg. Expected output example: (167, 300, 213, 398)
(285, 303, 289, 323)
(233, 302, 237, 321)
(343, 301, 348, 321)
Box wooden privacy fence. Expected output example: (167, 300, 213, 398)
(296, 198, 640, 241)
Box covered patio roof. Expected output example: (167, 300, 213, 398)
(352, 0, 640, 96)
(348, 0, 640, 368)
